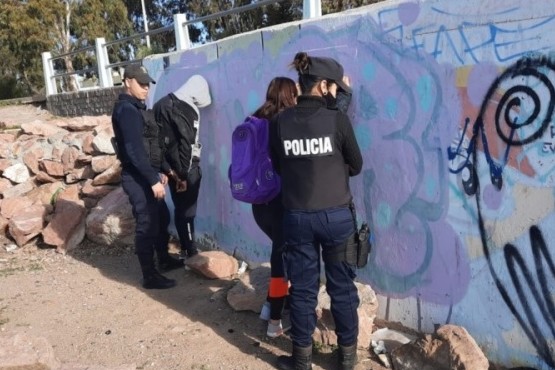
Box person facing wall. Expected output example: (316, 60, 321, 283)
(153, 75, 212, 260)
(248, 77, 298, 338)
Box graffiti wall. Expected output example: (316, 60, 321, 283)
(143, 0, 555, 368)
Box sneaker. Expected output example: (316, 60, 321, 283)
(142, 271, 176, 290)
(158, 256, 184, 272)
(259, 301, 271, 321)
(267, 320, 290, 338)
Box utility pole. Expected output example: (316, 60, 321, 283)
(140, 0, 151, 48)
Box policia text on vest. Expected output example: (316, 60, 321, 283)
(282, 136, 334, 157)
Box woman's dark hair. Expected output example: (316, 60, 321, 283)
(291, 51, 331, 94)
(253, 77, 297, 120)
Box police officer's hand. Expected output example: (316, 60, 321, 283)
(159, 173, 168, 185)
(176, 180, 187, 192)
(151, 182, 166, 199)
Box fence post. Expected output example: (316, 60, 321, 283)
(303, 0, 322, 19)
(173, 13, 191, 51)
(41, 52, 57, 96)
(95, 37, 113, 88)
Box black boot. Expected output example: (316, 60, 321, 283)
(276, 345, 312, 370)
(142, 270, 176, 289)
(158, 255, 184, 272)
(338, 342, 357, 370)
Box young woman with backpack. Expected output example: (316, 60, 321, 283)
(250, 77, 298, 338)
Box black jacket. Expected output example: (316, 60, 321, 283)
(111, 93, 160, 186)
(153, 93, 199, 180)
(270, 95, 362, 210)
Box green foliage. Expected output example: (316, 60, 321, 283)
(135, 44, 167, 60)
(322, 0, 385, 14)
(0, 0, 133, 97)
(0, 77, 29, 100)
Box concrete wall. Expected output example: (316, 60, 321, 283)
(47, 87, 123, 117)
(143, 0, 555, 368)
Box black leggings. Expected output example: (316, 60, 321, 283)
(169, 165, 201, 251)
(252, 197, 287, 320)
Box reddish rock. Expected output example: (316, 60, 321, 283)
(35, 171, 58, 184)
(54, 115, 110, 132)
(82, 133, 95, 154)
(0, 141, 12, 159)
(391, 325, 489, 370)
(40, 160, 65, 177)
(2, 180, 35, 199)
(81, 179, 117, 198)
(185, 251, 239, 279)
(42, 188, 87, 253)
(91, 155, 117, 173)
(76, 154, 93, 165)
(51, 145, 64, 162)
(1, 196, 34, 219)
(92, 125, 116, 155)
(26, 182, 65, 206)
(23, 146, 44, 174)
(61, 146, 80, 174)
(0, 332, 61, 369)
(0, 133, 16, 143)
(0, 178, 11, 194)
(21, 120, 68, 137)
(0, 158, 13, 173)
(65, 165, 95, 184)
(0, 215, 8, 237)
(92, 161, 121, 185)
(8, 204, 48, 246)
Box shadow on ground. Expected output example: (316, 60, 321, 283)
(67, 241, 348, 370)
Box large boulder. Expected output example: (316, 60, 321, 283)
(85, 187, 134, 247)
(227, 264, 270, 312)
(312, 282, 378, 349)
(391, 324, 489, 370)
(185, 251, 239, 279)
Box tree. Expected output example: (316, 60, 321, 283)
(0, 0, 133, 96)
(321, 0, 385, 14)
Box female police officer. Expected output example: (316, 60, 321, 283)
(270, 52, 363, 370)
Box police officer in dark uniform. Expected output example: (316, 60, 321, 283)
(270, 52, 363, 370)
(112, 64, 182, 290)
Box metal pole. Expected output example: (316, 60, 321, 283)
(173, 13, 191, 51)
(303, 0, 322, 19)
(41, 52, 57, 96)
(140, 0, 151, 48)
(95, 37, 113, 88)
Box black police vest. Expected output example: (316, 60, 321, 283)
(141, 109, 164, 169)
(277, 107, 353, 210)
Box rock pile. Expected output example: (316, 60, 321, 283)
(0, 115, 133, 252)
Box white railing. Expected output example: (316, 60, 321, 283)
(42, 0, 322, 96)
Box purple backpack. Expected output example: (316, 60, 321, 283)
(229, 116, 280, 204)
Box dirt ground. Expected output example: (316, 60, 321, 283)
(0, 104, 391, 370)
(0, 239, 390, 370)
